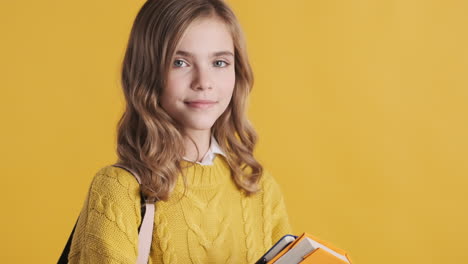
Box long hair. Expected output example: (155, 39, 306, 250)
(116, 0, 263, 201)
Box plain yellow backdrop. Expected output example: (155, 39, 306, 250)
(1, 0, 467, 263)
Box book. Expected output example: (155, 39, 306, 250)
(257, 233, 352, 264)
(255, 234, 297, 264)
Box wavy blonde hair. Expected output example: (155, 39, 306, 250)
(116, 0, 262, 201)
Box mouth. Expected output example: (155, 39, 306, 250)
(184, 100, 217, 109)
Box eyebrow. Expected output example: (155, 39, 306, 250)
(175, 50, 234, 58)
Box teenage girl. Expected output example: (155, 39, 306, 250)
(68, 0, 292, 263)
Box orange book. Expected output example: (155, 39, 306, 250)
(265, 233, 352, 264)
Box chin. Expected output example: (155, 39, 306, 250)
(185, 119, 217, 131)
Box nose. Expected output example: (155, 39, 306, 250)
(191, 66, 212, 91)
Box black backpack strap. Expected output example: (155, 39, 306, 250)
(57, 218, 78, 264)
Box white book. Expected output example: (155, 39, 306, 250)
(261, 235, 296, 263)
(274, 237, 350, 264)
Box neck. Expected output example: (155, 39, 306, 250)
(183, 129, 211, 162)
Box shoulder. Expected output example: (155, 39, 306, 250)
(72, 165, 143, 257)
(260, 169, 280, 188)
(88, 165, 141, 204)
(259, 169, 285, 198)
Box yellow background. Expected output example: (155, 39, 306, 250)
(1, 0, 467, 263)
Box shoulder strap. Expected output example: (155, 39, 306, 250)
(112, 164, 155, 264)
(58, 219, 78, 263)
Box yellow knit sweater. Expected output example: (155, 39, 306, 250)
(69, 155, 292, 263)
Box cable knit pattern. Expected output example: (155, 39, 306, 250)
(240, 192, 258, 263)
(261, 173, 274, 250)
(89, 190, 138, 252)
(154, 208, 177, 264)
(68, 155, 292, 263)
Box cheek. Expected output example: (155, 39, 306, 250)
(218, 71, 236, 96)
(166, 75, 183, 93)
(162, 77, 185, 103)
(160, 90, 176, 114)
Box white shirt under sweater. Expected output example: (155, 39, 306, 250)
(182, 135, 226, 165)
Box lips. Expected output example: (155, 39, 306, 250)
(184, 100, 217, 109)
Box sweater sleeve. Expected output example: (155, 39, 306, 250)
(68, 166, 142, 264)
(263, 170, 294, 245)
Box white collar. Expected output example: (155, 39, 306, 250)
(182, 135, 226, 165)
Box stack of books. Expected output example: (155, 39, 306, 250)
(256, 233, 352, 264)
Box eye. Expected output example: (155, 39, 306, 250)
(214, 60, 229, 67)
(173, 59, 188, 68)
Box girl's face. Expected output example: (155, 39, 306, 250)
(161, 17, 235, 135)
